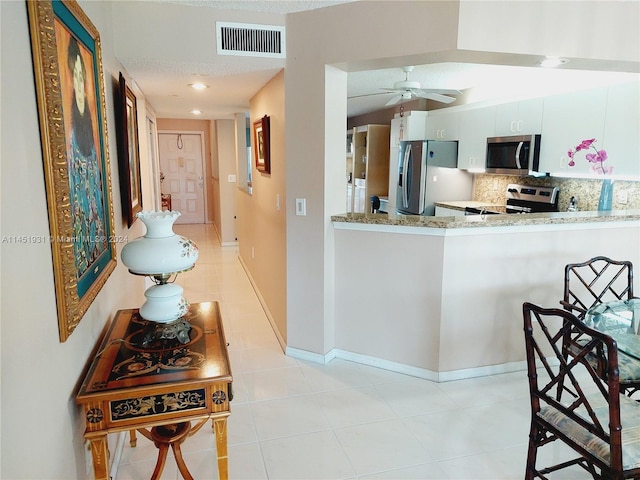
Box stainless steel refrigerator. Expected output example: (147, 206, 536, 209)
(396, 140, 473, 215)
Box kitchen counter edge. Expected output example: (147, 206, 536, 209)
(331, 209, 640, 229)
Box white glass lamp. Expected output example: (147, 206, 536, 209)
(121, 211, 198, 331)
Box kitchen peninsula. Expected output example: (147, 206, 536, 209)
(330, 209, 640, 381)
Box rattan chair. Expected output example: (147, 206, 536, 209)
(560, 256, 640, 397)
(561, 256, 634, 317)
(523, 302, 640, 479)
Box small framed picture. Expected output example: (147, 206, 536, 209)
(116, 72, 142, 226)
(253, 115, 270, 174)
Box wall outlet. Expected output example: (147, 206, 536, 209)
(617, 189, 628, 205)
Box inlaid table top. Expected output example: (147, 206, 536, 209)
(76, 301, 232, 480)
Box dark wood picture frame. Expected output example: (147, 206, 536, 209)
(27, 0, 117, 341)
(116, 72, 143, 226)
(253, 115, 271, 174)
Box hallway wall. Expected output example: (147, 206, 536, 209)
(1, 2, 144, 478)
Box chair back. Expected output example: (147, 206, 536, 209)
(522, 302, 625, 474)
(562, 256, 634, 319)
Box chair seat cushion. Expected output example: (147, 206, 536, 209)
(570, 342, 640, 384)
(538, 392, 640, 470)
(617, 351, 640, 384)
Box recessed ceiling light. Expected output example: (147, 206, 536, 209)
(191, 109, 202, 115)
(189, 82, 208, 90)
(538, 57, 569, 68)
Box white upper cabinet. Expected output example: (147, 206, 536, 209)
(539, 87, 608, 175)
(457, 106, 496, 170)
(602, 81, 640, 178)
(494, 98, 543, 136)
(426, 110, 460, 140)
(389, 111, 428, 148)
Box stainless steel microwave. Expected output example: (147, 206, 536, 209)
(485, 134, 542, 176)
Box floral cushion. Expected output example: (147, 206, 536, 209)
(538, 392, 640, 470)
(570, 343, 640, 385)
(617, 351, 640, 385)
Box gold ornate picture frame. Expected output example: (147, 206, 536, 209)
(27, 0, 117, 342)
(117, 72, 143, 227)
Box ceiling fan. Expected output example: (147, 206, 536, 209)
(351, 66, 461, 106)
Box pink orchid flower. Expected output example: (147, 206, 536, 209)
(567, 138, 611, 175)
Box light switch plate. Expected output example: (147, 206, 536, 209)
(295, 198, 306, 216)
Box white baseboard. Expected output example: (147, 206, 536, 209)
(237, 256, 287, 351)
(286, 346, 527, 382)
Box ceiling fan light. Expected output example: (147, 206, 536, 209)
(538, 57, 569, 68)
(189, 82, 209, 90)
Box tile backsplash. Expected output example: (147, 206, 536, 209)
(473, 175, 639, 212)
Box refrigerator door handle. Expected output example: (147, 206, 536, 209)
(402, 145, 411, 208)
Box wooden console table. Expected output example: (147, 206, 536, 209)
(76, 302, 232, 480)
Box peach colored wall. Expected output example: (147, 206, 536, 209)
(157, 118, 215, 224)
(239, 70, 287, 343)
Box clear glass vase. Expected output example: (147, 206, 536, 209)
(598, 178, 613, 212)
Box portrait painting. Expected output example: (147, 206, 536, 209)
(253, 115, 270, 174)
(28, 0, 116, 341)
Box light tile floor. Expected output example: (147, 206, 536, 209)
(115, 223, 586, 480)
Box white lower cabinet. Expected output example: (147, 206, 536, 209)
(435, 206, 466, 217)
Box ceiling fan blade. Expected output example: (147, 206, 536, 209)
(348, 92, 387, 100)
(411, 90, 457, 104)
(423, 93, 457, 104)
(384, 94, 403, 106)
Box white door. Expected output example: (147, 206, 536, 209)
(158, 132, 205, 224)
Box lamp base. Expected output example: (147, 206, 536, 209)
(141, 318, 192, 347)
(140, 283, 189, 323)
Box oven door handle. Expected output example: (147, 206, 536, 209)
(515, 141, 523, 169)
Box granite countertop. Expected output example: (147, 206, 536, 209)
(332, 209, 640, 229)
(434, 200, 504, 212)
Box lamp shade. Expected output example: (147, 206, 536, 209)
(121, 211, 198, 275)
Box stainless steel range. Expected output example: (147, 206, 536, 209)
(505, 183, 559, 214)
(465, 183, 559, 215)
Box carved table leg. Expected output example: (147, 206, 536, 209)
(172, 442, 194, 480)
(87, 435, 109, 480)
(213, 416, 229, 480)
(150, 444, 169, 480)
(129, 429, 137, 447)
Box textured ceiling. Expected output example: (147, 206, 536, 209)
(120, 1, 638, 120)
(160, 0, 358, 14)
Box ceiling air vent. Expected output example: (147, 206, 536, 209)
(216, 22, 286, 58)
